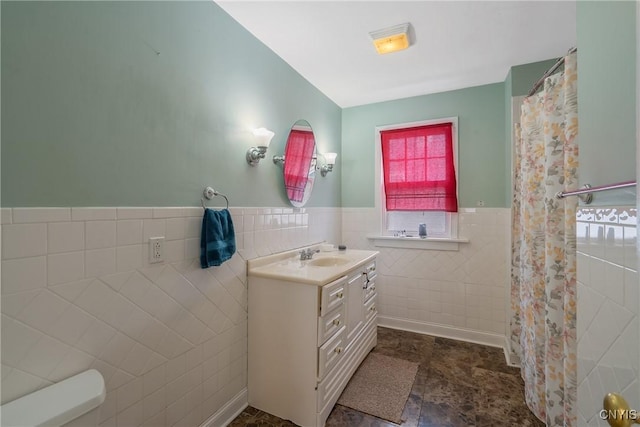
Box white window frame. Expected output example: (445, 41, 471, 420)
(371, 117, 465, 249)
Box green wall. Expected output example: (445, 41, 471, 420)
(577, 1, 636, 206)
(6, 1, 633, 209)
(1, 1, 342, 207)
(341, 83, 506, 208)
(509, 59, 559, 97)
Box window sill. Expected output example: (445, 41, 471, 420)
(367, 235, 469, 251)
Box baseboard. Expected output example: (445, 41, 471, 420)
(378, 316, 508, 350)
(199, 388, 248, 427)
(504, 337, 522, 368)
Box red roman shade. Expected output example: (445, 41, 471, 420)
(381, 123, 458, 212)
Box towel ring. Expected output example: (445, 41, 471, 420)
(201, 187, 229, 210)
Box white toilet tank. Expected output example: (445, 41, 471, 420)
(1, 369, 106, 427)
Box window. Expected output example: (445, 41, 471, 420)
(377, 118, 459, 239)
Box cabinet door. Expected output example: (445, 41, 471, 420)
(346, 271, 365, 342)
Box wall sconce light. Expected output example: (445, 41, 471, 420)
(319, 152, 337, 177)
(246, 128, 275, 166)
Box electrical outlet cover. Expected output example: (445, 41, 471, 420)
(149, 237, 164, 263)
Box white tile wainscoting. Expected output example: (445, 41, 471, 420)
(576, 207, 639, 426)
(342, 207, 511, 349)
(10, 204, 624, 426)
(0, 206, 340, 427)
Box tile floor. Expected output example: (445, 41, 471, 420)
(229, 327, 543, 427)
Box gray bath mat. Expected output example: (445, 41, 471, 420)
(337, 352, 418, 424)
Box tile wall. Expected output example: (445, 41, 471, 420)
(0, 206, 340, 427)
(341, 207, 510, 346)
(576, 207, 639, 426)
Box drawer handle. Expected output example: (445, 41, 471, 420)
(370, 306, 376, 311)
(334, 347, 343, 354)
(337, 292, 344, 299)
(333, 319, 341, 326)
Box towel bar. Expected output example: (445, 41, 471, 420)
(201, 186, 229, 210)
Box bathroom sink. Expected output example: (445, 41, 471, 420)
(308, 257, 350, 267)
(248, 247, 378, 285)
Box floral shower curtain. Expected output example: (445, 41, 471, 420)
(510, 52, 578, 426)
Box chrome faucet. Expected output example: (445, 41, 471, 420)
(299, 248, 320, 260)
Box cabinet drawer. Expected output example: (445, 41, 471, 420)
(364, 277, 377, 302)
(320, 276, 346, 317)
(316, 350, 346, 413)
(318, 326, 346, 379)
(363, 261, 376, 284)
(318, 304, 345, 346)
(364, 294, 377, 324)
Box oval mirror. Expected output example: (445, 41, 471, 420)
(282, 120, 317, 207)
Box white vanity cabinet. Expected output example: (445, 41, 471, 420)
(247, 249, 378, 427)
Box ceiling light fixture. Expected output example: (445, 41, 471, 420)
(369, 23, 411, 55)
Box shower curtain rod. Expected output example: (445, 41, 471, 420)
(527, 47, 577, 97)
(556, 180, 636, 204)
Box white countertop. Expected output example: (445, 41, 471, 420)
(247, 246, 378, 286)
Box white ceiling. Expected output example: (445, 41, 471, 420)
(216, 1, 577, 108)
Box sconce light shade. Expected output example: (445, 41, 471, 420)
(320, 152, 337, 177)
(253, 128, 274, 148)
(369, 23, 411, 55)
(323, 152, 337, 166)
(246, 128, 275, 166)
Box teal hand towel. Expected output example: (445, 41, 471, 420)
(200, 208, 236, 268)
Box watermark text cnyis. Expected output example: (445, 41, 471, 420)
(600, 409, 639, 421)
